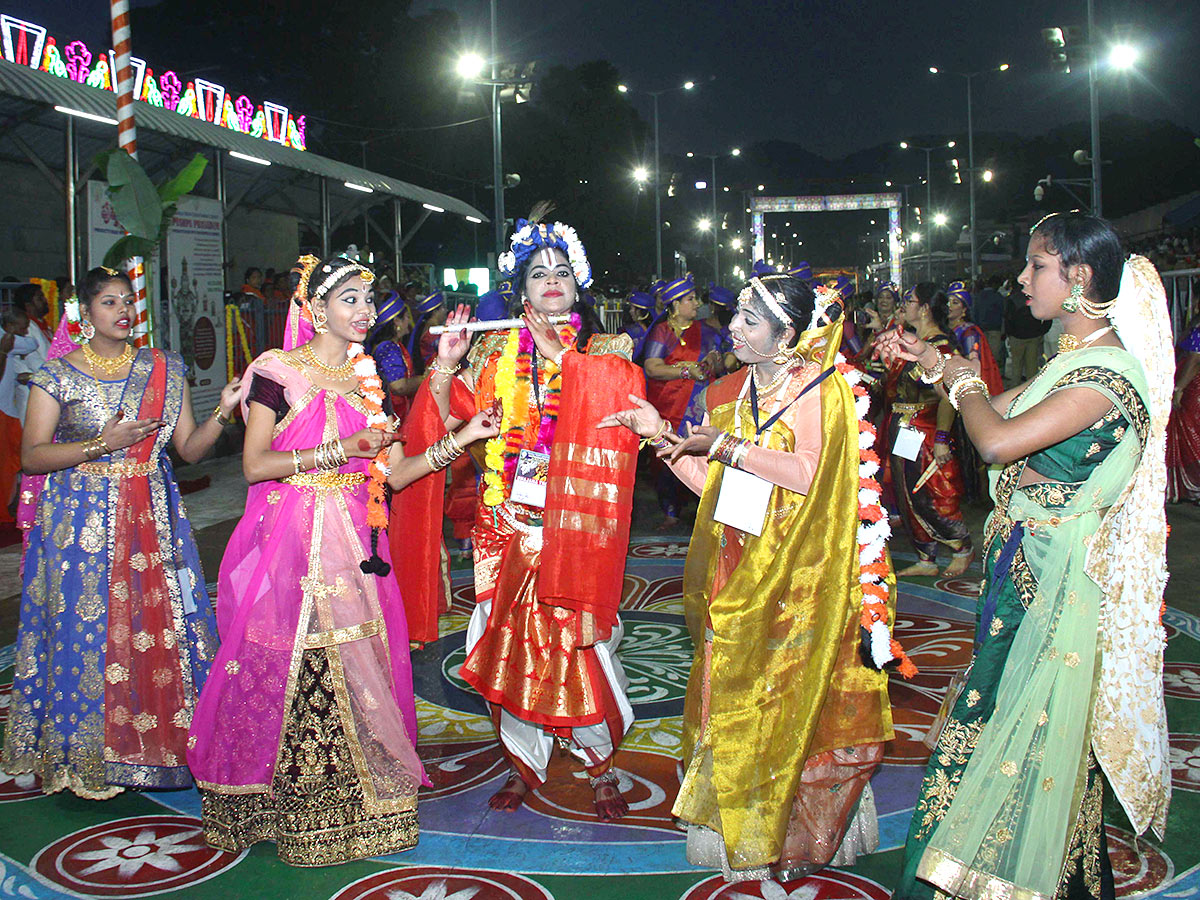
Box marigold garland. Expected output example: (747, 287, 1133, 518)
(481, 315, 579, 507)
(836, 358, 918, 679)
(348, 341, 391, 528)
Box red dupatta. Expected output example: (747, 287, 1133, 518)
(391, 378, 475, 644)
(539, 348, 643, 635)
(104, 349, 190, 773)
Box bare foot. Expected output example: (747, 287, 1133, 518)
(898, 560, 939, 577)
(488, 774, 529, 812)
(943, 549, 974, 578)
(593, 781, 629, 821)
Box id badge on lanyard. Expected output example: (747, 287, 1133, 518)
(714, 467, 773, 536)
(510, 448, 551, 508)
(893, 425, 924, 461)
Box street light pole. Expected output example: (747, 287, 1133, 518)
(653, 92, 662, 279)
(710, 156, 718, 282)
(966, 73, 977, 279)
(490, 0, 504, 256)
(924, 150, 933, 280)
(1087, 0, 1102, 215)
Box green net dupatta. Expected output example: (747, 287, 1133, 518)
(918, 347, 1153, 900)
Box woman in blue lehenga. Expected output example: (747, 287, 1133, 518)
(3, 267, 240, 798)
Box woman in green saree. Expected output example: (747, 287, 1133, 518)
(878, 213, 1172, 900)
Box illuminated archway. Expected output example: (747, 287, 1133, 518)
(751, 192, 902, 287)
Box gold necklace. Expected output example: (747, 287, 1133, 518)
(668, 314, 690, 347)
(1057, 326, 1112, 355)
(301, 343, 354, 378)
(82, 341, 134, 376)
(752, 362, 791, 394)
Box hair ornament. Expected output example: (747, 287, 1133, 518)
(737, 276, 791, 326)
(99, 265, 120, 277)
(497, 206, 593, 288)
(310, 261, 374, 303)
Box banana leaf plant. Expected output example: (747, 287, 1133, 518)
(96, 149, 208, 269)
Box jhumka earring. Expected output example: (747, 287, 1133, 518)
(772, 340, 792, 365)
(1062, 282, 1084, 314)
(312, 306, 329, 334)
(80, 319, 96, 341)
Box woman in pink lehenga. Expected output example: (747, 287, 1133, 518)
(187, 255, 498, 866)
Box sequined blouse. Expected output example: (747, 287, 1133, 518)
(30, 358, 133, 443)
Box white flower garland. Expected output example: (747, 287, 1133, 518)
(497, 220, 593, 288)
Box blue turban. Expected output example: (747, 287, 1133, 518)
(475, 290, 507, 321)
(876, 281, 900, 300)
(628, 291, 654, 310)
(708, 283, 735, 309)
(751, 259, 777, 278)
(367, 291, 406, 344)
(415, 291, 444, 315)
(651, 279, 667, 300)
(660, 274, 696, 306)
(830, 275, 855, 300)
(497, 280, 515, 299)
(787, 261, 815, 284)
(947, 280, 972, 309)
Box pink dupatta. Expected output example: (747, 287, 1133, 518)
(187, 300, 426, 802)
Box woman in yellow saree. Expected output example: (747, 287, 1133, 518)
(602, 274, 910, 882)
(879, 213, 1172, 900)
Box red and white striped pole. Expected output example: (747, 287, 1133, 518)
(110, 0, 151, 347)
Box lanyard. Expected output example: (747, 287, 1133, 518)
(740, 364, 836, 441)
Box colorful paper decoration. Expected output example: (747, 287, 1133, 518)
(0, 9, 307, 150)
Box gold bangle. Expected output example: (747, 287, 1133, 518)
(292, 448, 303, 475)
(918, 352, 947, 384)
(430, 360, 459, 377)
(212, 403, 232, 426)
(948, 376, 988, 410)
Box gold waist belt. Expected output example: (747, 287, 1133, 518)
(282, 471, 367, 490)
(892, 402, 937, 415)
(77, 459, 156, 477)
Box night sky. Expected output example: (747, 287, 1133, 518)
(427, 0, 1200, 160)
(17, 0, 1200, 163)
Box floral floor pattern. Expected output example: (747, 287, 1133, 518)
(1, 535, 1197, 899)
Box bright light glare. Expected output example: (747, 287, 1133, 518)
(885, 180, 893, 186)
(697, 218, 712, 231)
(947, 140, 957, 148)
(911, 232, 923, 243)
(933, 213, 949, 227)
(929, 66, 939, 74)
(633, 166, 649, 182)
(1110, 44, 1139, 69)
(731, 148, 742, 156)
(757, 183, 765, 191)
(456, 52, 486, 80)
(998, 63, 1011, 71)
(683, 81, 696, 90)
(686, 151, 695, 158)
(695, 180, 707, 190)
(617, 84, 629, 93)
(899, 141, 909, 149)
(344, 182, 373, 193)
(731, 238, 743, 250)
(982, 169, 995, 182)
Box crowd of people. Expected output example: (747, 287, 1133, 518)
(0, 210, 1182, 899)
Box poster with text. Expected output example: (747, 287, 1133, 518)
(165, 195, 225, 417)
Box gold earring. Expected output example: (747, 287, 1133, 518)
(1062, 282, 1084, 313)
(312, 306, 328, 334)
(80, 319, 95, 340)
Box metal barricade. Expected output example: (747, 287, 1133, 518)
(1163, 268, 1200, 340)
